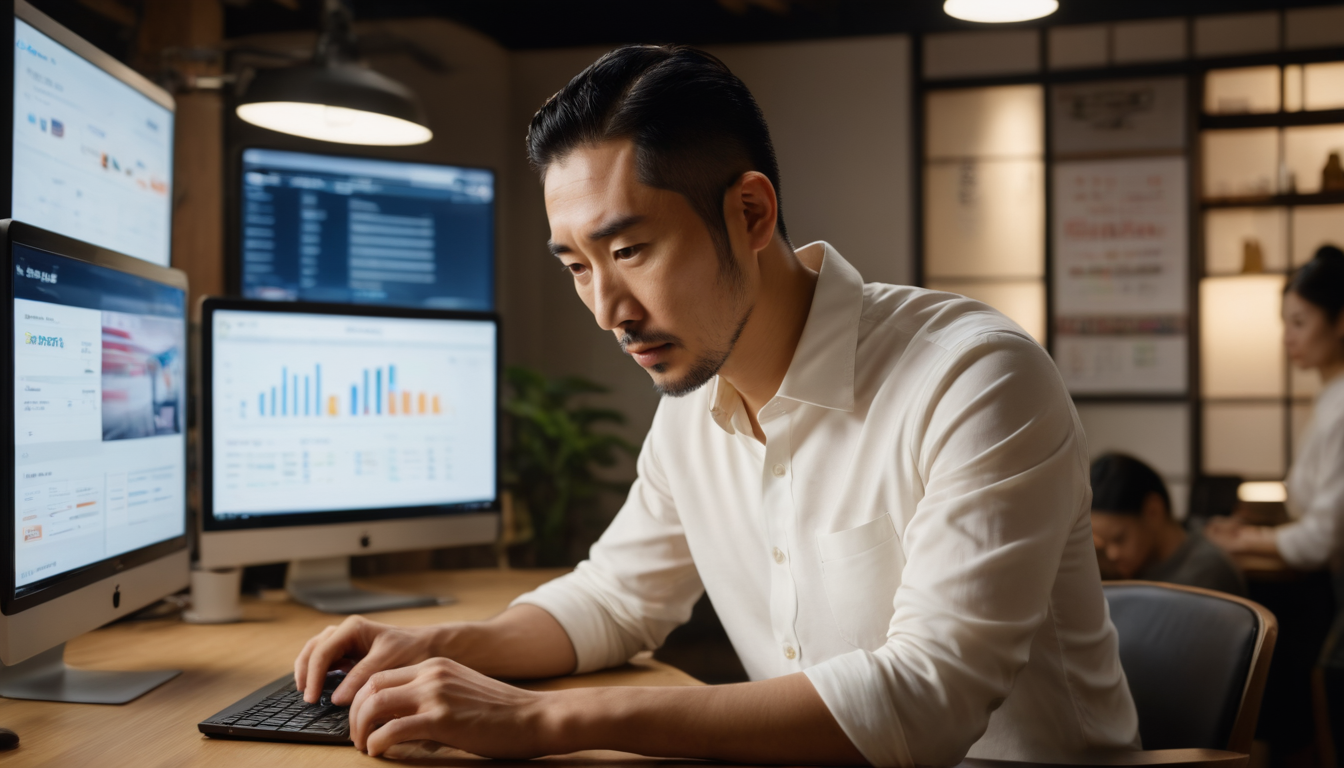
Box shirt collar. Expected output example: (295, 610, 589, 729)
(708, 242, 864, 434)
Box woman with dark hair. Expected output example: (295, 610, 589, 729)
(1207, 244, 1344, 572)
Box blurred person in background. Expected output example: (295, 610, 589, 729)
(1206, 245, 1344, 585)
(1091, 453, 1245, 596)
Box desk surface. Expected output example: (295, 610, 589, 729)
(0, 568, 700, 767)
(0, 567, 1252, 768)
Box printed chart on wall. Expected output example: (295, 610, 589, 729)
(210, 310, 496, 518)
(1052, 156, 1188, 395)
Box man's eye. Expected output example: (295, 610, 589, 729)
(614, 245, 641, 259)
(562, 262, 586, 276)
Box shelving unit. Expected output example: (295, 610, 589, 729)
(916, 10, 1344, 514)
(1197, 60, 1344, 480)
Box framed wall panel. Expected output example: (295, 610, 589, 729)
(924, 159, 1045, 279)
(1053, 157, 1188, 394)
(925, 85, 1044, 159)
(1052, 78, 1186, 156)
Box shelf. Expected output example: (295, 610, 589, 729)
(1201, 109, 1344, 130)
(1201, 191, 1344, 209)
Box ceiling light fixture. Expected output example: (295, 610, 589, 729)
(235, 0, 432, 146)
(943, 0, 1059, 23)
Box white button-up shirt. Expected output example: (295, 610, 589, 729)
(1279, 375, 1344, 569)
(513, 243, 1139, 766)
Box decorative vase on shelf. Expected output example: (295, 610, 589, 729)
(1242, 237, 1265, 274)
(1324, 152, 1344, 192)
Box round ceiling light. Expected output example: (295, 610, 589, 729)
(236, 64, 432, 146)
(943, 0, 1059, 23)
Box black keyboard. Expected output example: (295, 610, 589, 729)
(199, 671, 351, 744)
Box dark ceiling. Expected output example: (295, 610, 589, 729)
(25, 0, 1344, 62)
(221, 0, 1344, 49)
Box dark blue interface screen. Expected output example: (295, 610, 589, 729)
(239, 149, 494, 310)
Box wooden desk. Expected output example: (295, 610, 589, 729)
(0, 567, 1252, 768)
(0, 568, 699, 767)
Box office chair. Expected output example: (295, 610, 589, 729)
(1104, 581, 1277, 754)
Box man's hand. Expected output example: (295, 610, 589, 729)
(349, 658, 552, 758)
(294, 615, 444, 705)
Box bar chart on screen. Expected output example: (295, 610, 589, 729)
(210, 310, 495, 518)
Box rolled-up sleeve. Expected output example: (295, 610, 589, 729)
(511, 408, 704, 674)
(1278, 426, 1344, 570)
(804, 332, 1091, 767)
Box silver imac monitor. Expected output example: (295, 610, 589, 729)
(9, 1, 175, 267)
(198, 298, 499, 614)
(0, 221, 189, 703)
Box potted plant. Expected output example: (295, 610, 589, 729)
(502, 366, 638, 566)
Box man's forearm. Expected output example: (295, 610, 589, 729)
(541, 671, 867, 765)
(437, 604, 579, 679)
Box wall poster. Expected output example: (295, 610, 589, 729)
(1053, 156, 1188, 395)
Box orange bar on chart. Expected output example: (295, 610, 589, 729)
(402, 391, 412, 414)
(327, 395, 339, 416)
(431, 395, 441, 414)
(388, 393, 397, 415)
(417, 392, 427, 414)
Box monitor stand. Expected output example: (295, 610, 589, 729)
(285, 556, 448, 614)
(0, 643, 180, 704)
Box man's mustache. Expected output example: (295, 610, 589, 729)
(619, 329, 682, 353)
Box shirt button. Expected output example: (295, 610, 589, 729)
(783, 644, 797, 660)
(772, 547, 786, 564)
(771, 463, 786, 477)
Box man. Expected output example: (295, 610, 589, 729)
(294, 45, 1139, 766)
(1091, 453, 1246, 596)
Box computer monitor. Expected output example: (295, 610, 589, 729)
(198, 298, 499, 614)
(235, 148, 493, 310)
(6, 1, 175, 267)
(0, 220, 188, 703)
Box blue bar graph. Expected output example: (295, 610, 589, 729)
(250, 362, 433, 419)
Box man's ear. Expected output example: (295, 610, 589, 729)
(726, 171, 778, 254)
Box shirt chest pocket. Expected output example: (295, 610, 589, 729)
(817, 513, 905, 651)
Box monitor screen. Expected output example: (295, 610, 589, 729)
(238, 149, 494, 311)
(12, 17, 174, 267)
(12, 241, 186, 593)
(208, 307, 497, 523)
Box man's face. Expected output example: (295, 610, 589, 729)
(544, 140, 752, 396)
(1090, 512, 1155, 580)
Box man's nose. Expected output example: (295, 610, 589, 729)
(591, 268, 638, 331)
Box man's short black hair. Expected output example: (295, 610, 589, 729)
(526, 44, 790, 261)
(1090, 453, 1171, 517)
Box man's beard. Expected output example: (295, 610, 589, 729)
(620, 306, 752, 398)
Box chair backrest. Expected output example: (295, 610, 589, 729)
(1104, 581, 1277, 754)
